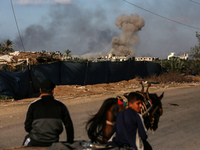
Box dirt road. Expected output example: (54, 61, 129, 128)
(1, 84, 200, 150)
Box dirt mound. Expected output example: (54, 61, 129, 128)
(54, 79, 139, 98)
(53, 76, 200, 98)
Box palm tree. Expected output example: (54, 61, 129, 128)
(0, 39, 15, 54)
(0, 43, 4, 54)
(5, 39, 15, 52)
(64, 49, 71, 57)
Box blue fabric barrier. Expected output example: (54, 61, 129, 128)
(0, 60, 163, 100)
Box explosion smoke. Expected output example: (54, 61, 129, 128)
(110, 14, 145, 56)
(14, 4, 117, 54)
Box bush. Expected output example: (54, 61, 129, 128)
(0, 95, 13, 100)
(155, 59, 200, 75)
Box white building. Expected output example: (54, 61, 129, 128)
(168, 52, 188, 60)
(107, 53, 132, 62)
(135, 57, 156, 61)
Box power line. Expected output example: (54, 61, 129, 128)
(10, 0, 26, 51)
(189, 0, 200, 5)
(123, 0, 200, 30)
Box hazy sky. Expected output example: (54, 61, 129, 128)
(0, 0, 200, 59)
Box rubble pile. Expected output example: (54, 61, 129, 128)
(0, 51, 61, 66)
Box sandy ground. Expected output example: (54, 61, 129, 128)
(1, 78, 200, 150)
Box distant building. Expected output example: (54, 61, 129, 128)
(108, 53, 131, 62)
(135, 57, 156, 61)
(168, 52, 188, 60)
(96, 53, 134, 62)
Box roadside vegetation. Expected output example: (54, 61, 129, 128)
(147, 31, 200, 84)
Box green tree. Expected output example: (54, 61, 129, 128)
(64, 49, 71, 57)
(50, 51, 56, 55)
(190, 32, 200, 59)
(155, 59, 187, 74)
(0, 39, 15, 54)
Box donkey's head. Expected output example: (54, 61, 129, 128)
(138, 81, 164, 131)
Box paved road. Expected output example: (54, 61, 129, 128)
(148, 85, 200, 150)
(0, 85, 200, 149)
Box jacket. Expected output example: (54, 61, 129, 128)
(112, 107, 147, 150)
(24, 95, 74, 144)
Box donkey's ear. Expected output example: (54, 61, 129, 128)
(159, 92, 164, 101)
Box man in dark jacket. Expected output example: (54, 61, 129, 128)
(23, 79, 74, 147)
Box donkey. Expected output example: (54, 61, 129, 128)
(85, 82, 164, 144)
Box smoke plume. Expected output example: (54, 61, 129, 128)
(110, 14, 145, 56)
(14, 4, 117, 55)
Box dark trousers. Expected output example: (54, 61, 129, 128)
(22, 134, 54, 147)
(143, 140, 152, 150)
(107, 140, 152, 150)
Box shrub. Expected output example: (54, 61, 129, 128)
(0, 95, 13, 100)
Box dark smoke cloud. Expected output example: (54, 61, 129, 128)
(6, 0, 200, 59)
(110, 14, 145, 56)
(14, 4, 118, 54)
(15, 24, 56, 51)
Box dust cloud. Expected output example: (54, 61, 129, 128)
(110, 14, 145, 56)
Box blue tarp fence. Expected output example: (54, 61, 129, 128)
(0, 60, 163, 100)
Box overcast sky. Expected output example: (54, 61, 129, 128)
(0, 0, 200, 59)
